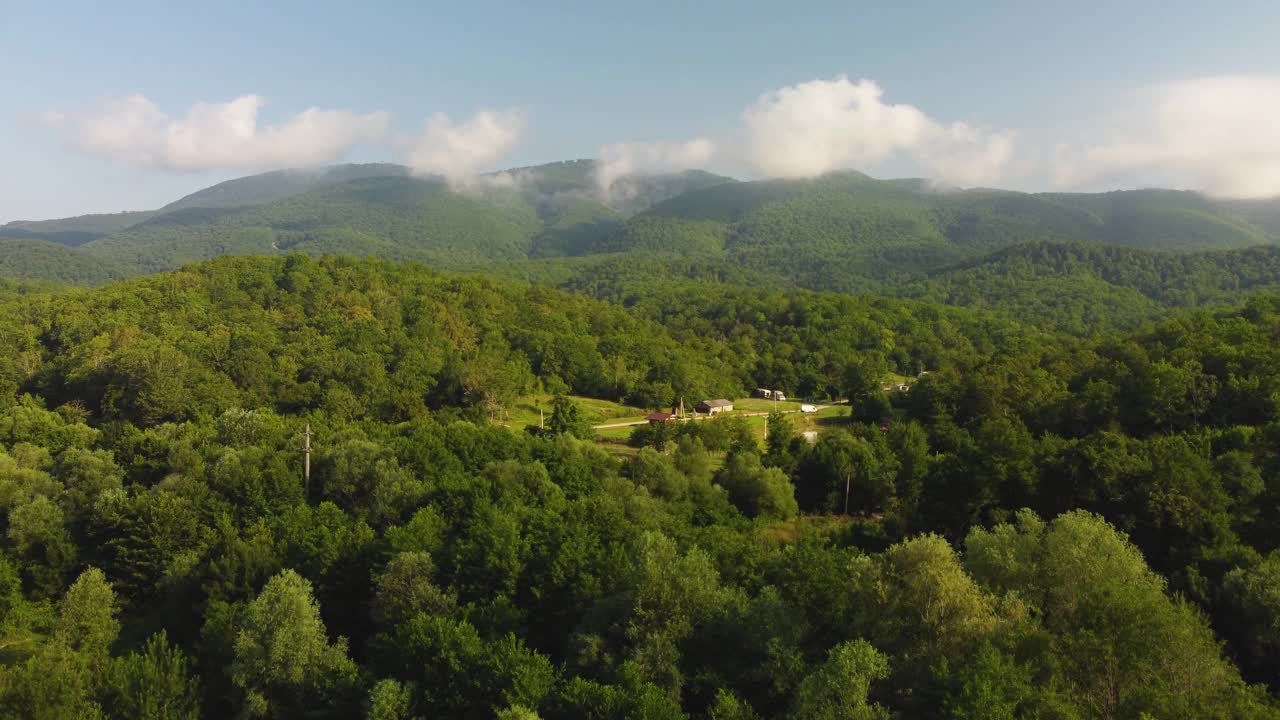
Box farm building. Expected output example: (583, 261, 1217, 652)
(646, 412, 676, 424)
(695, 399, 734, 415)
(754, 388, 787, 401)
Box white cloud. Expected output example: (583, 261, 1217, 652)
(595, 138, 716, 191)
(398, 110, 525, 180)
(918, 124, 1016, 188)
(49, 94, 389, 171)
(1054, 75, 1280, 198)
(741, 75, 1014, 186)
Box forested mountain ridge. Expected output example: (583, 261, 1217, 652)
(2, 255, 1280, 716)
(4, 163, 1277, 290)
(586, 174, 1280, 293)
(0, 160, 734, 282)
(158, 163, 414, 213)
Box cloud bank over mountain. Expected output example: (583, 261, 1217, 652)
(741, 76, 1014, 186)
(398, 110, 526, 181)
(1054, 75, 1280, 198)
(41, 75, 1280, 198)
(595, 139, 717, 192)
(44, 95, 390, 172)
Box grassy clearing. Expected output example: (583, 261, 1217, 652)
(595, 423, 640, 441)
(731, 397, 804, 413)
(502, 393, 649, 430)
(594, 439, 640, 459)
(802, 405, 848, 430)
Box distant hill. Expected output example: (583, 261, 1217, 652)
(0, 210, 158, 246)
(579, 175, 1279, 293)
(48, 162, 730, 276)
(158, 163, 412, 212)
(1218, 196, 1280, 238)
(0, 237, 132, 284)
(1039, 189, 1271, 251)
(84, 176, 545, 273)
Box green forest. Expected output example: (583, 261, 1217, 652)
(0, 249, 1279, 718)
(3, 161, 1280, 718)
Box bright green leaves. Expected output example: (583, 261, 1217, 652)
(230, 569, 359, 717)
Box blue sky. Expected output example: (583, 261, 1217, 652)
(3, 0, 1280, 221)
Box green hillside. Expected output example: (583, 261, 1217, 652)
(1041, 189, 1272, 250)
(589, 175, 1277, 294)
(0, 238, 132, 285)
(81, 177, 539, 273)
(1219, 196, 1280, 238)
(25, 161, 729, 276)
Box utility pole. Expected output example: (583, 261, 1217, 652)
(303, 423, 312, 498)
(844, 469, 851, 516)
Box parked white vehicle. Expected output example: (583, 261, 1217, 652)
(800, 404, 817, 413)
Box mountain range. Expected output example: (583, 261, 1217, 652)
(4, 159, 1280, 331)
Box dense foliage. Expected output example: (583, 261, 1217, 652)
(0, 254, 1279, 718)
(902, 241, 1280, 333)
(0, 239, 131, 286)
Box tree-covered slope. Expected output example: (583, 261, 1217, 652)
(1041, 189, 1273, 250)
(80, 177, 546, 273)
(2, 256, 1280, 716)
(1219, 195, 1280, 238)
(0, 254, 750, 421)
(901, 241, 1280, 333)
(0, 238, 132, 285)
(590, 175, 1278, 294)
(47, 162, 734, 276)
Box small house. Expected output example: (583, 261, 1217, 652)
(695, 399, 734, 415)
(754, 388, 772, 399)
(646, 412, 676, 424)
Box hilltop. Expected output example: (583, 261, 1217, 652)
(0, 160, 733, 281)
